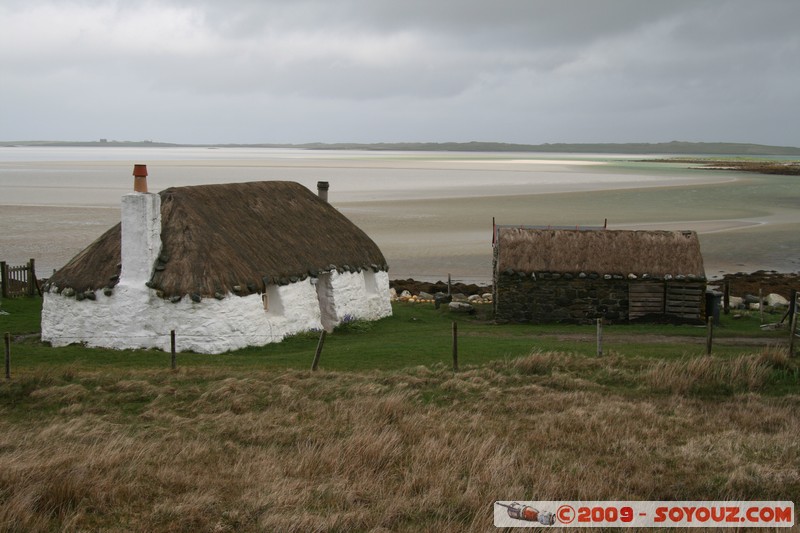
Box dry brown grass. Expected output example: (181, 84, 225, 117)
(0, 353, 798, 532)
(645, 354, 772, 394)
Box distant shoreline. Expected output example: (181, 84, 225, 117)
(3, 140, 800, 157)
(642, 159, 800, 176)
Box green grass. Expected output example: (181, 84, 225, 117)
(1, 296, 795, 395)
(0, 297, 42, 334)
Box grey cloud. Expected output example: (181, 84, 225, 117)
(1, 0, 799, 144)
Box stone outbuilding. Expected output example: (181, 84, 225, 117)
(42, 174, 392, 353)
(492, 226, 706, 324)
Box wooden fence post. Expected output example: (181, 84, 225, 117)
(789, 294, 798, 358)
(706, 317, 713, 355)
(311, 330, 326, 371)
(0, 262, 7, 299)
(759, 288, 763, 324)
(447, 273, 452, 297)
(170, 330, 176, 370)
(4, 332, 10, 380)
(596, 318, 604, 357)
(452, 321, 458, 372)
(27, 259, 36, 297)
(723, 281, 730, 315)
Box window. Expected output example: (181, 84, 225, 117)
(364, 270, 379, 296)
(263, 285, 284, 316)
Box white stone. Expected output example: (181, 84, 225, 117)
(728, 296, 744, 309)
(448, 301, 474, 313)
(766, 293, 790, 307)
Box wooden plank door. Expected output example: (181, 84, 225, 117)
(629, 281, 665, 320)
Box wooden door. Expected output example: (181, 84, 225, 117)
(629, 281, 665, 320)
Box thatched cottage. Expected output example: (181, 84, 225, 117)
(42, 173, 392, 353)
(493, 226, 706, 324)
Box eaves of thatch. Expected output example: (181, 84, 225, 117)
(46, 181, 388, 298)
(495, 228, 705, 280)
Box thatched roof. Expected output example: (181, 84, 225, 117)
(495, 228, 705, 279)
(46, 181, 387, 298)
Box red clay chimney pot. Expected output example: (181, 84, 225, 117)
(132, 164, 148, 192)
(133, 164, 148, 177)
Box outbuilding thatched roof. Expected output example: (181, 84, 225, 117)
(495, 228, 705, 279)
(46, 181, 388, 298)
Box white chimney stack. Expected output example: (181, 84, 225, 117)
(119, 164, 161, 285)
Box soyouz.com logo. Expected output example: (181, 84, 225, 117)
(493, 501, 795, 528)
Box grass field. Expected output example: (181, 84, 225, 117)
(1, 297, 799, 531)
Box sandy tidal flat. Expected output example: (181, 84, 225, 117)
(1, 148, 798, 281)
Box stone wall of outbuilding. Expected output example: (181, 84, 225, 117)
(494, 272, 630, 324)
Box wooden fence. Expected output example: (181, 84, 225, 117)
(789, 290, 799, 357)
(0, 259, 39, 298)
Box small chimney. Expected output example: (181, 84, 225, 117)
(317, 181, 329, 203)
(133, 164, 148, 192)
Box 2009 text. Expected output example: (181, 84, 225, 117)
(494, 501, 795, 528)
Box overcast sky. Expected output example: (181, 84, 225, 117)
(2, 0, 799, 145)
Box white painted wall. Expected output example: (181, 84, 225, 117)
(366, 270, 393, 318)
(42, 280, 323, 354)
(41, 270, 392, 354)
(329, 270, 392, 324)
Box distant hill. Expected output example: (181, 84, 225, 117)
(2, 140, 180, 148)
(4, 140, 800, 156)
(287, 141, 800, 156)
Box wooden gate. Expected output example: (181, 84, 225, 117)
(0, 259, 39, 298)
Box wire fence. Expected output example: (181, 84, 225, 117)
(3, 285, 798, 380)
